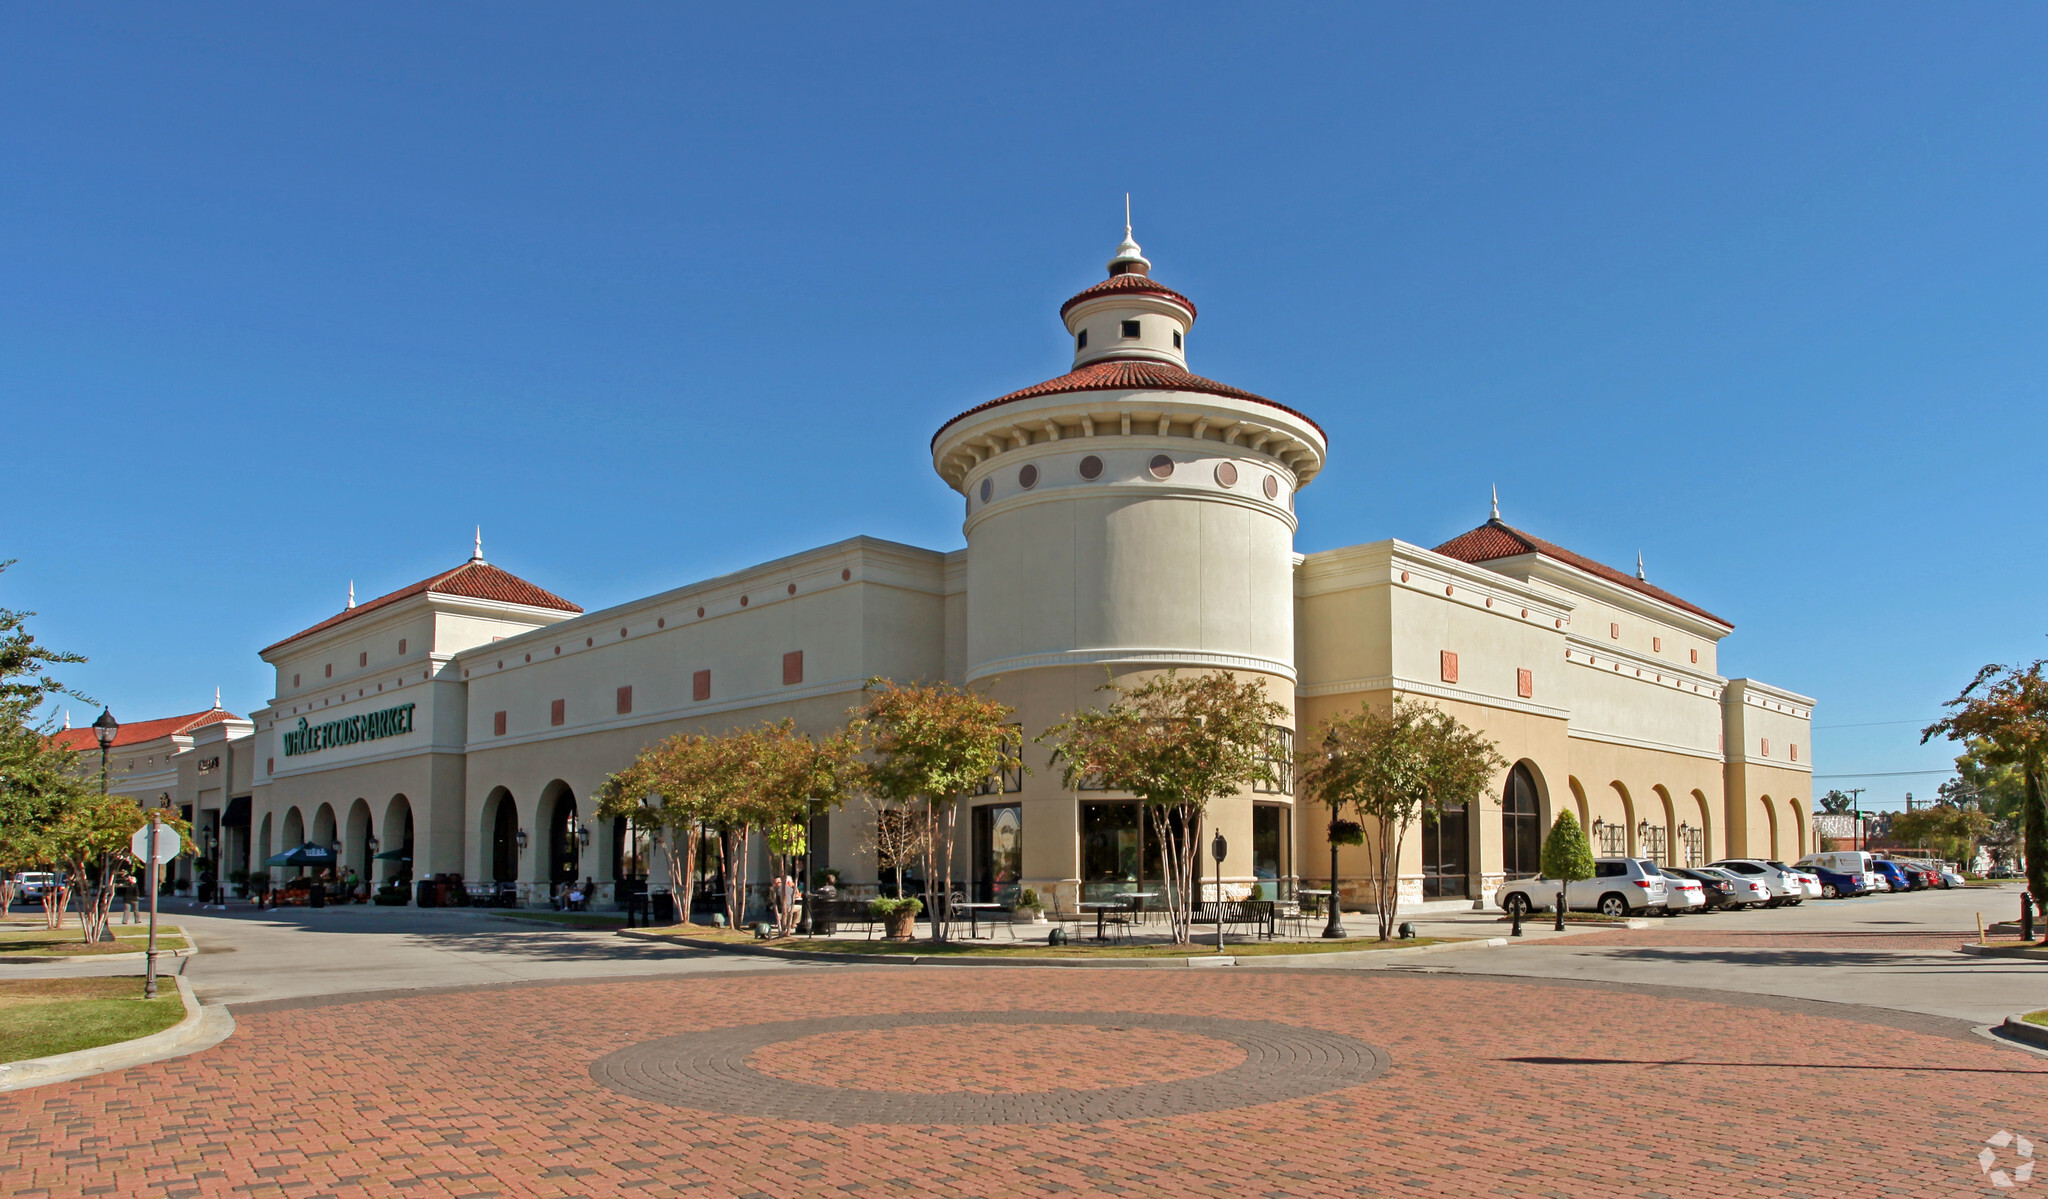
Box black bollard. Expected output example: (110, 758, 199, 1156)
(2024, 891, 2035, 943)
(1511, 904, 1523, 937)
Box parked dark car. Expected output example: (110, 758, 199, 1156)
(1869, 860, 1917, 892)
(1666, 867, 1742, 910)
(1807, 864, 1870, 898)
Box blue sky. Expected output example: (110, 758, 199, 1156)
(5, 6, 2044, 806)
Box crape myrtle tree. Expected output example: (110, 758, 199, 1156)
(1925, 660, 2048, 939)
(0, 558, 96, 918)
(1039, 670, 1286, 945)
(733, 720, 861, 936)
(1889, 804, 1990, 869)
(1540, 810, 1594, 930)
(597, 732, 722, 926)
(1297, 699, 1506, 941)
(853, 679, 1021, 943)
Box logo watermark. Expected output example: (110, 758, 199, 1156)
(1981, 1130, 2036, 1189)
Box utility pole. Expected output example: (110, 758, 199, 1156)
(1844, 788, 1867, 851)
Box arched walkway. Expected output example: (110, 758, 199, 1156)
(1760, 795, 1780, 860)
(281, 807, 306, 876)
(345, 798, 374, 885)
(311, 803, 338, 857)
(257, 812, 273, 871)
(1649, 786, 1676, 866)
(540, 781, 583, 888)
(1786, 799, 1806, 858)
(1591, 782, 1636, 857)
(382, 794, 415, 886)
(1688, 789, 1713, 866)
(1501, 763, 1543, 880)
(484, 788, 520, 884)
(1567, 777, 1590, 830)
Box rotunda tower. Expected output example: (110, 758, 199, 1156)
(930, 225, 1326, 909)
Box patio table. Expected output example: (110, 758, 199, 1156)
(950, 901, 1004, 939)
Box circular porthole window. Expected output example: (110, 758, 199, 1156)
(979, 478, 993, 503)
(1148, 454, 1174, 479)
(1019, 463, 1039, 490)
(1214, 461, 1238, 487)
(1262, 474, 1280, 500)
(1079, 455, 1103, 480)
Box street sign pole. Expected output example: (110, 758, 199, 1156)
(145, 812, 161, 1000)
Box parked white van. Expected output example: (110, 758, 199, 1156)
(1799, 850, 1879, 877)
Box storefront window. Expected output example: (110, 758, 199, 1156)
(1252, 804, 1289, 899)
(971, 804, 1022, 903)
(1422, 802, 1469, 899)
(1502, 764, 1541, 880)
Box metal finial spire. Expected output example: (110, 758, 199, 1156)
(214, 686, 221, 710)
(1108, 194, 1149, 275)
(1490, 484, 1500, 522)
(1636, 552, 1646, 581)
(347, 580, 356, 609)
(472, 525, 484, 563)
(63, 709, 70, 731)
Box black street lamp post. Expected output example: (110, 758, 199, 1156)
(1322, 731, 1347, 939)
(92, 709, 118, 795)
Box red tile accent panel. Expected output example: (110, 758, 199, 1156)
(1517, 669, 1533, 699)
(550, 699, 566, 727)
(1440, 651, 1459, 684)
(616, 686, 633, 716)
(693, 670, 711, 702)
(783, 651, 804, 686)
(493, 711, 507, 736)
(1761, 738, 1770, 757)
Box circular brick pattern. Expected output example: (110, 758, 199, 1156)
(590, 1009, 1388, 1125)
(751, 1023, 1241, 1093)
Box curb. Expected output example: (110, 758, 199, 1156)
(617, 927, 1513, 968)
(0, 975, 236, 1092)
(1997, 1015, 2048, 1052)
(1958, 943, 2048, 960)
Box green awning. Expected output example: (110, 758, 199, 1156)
(264, 843, 336, 868)
(372, 849, 412, 862)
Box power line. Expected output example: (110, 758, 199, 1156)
(1813, 717, 1942, 730)
(1811, 769, 1955, 779)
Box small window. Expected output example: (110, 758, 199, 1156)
(1076, 328, 1088, 349)
(1120, 319, 1140, 338)
(359, 652, 368, 668)
(398, 639, 407, 655)
(783, 650, 804, 686)
(693, 669, 711, 702)
(1172, 330, 1182, 349)
(293, 674, 300, 687)
(617, 686, 633, 715)
(325, 664, 332, 678)
(493, 711, 507, 736)
(550, 699, 566, 727)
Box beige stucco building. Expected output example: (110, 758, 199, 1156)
(122, 227, 1815, 916)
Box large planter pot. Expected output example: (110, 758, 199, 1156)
(884, 910, 917, 940)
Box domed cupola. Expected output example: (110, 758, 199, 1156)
(1060, 216, 1197, 370)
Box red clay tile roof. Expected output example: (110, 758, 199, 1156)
(49, 708, 243, 753)
(1059, 273, 1198, 321)
(261, 560, 581, 656)
(1433, 519, 1731, 628)
(933, 357, 1325, 448)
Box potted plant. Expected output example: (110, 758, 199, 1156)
(228, 869, 250, 898)
(869, 896, 922, 940)
(1011, 888, 1047, 924)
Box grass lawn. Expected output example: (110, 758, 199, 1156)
(645, 927, 1456, 957)
(0, 926, 190, 958)
(0, 977, 185, 1063)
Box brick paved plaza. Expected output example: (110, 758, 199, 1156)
(7, 964, 2045, 1197)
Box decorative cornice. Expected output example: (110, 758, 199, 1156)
(966, 648, 1295, 685)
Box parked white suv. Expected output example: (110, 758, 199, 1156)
(1707, 859, 1807, 907)
(1495, 858, 1669, 918)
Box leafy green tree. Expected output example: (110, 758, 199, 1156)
(856, 679, 1021, 941)
(1924, 661, 2048, 940)
(1540, 810, 1595, 927)
(597, 731, 724, 926)
(1298, 699, 1507, 940)
(1040, 670, 1283, 944)
(0, 560, 96, 914)
(1889, 805, 1989, 867)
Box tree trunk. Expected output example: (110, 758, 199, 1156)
(1374, 813, 1405, 942)
(2027, 762, 2047, 945)
(1152, 804, 1199, 944)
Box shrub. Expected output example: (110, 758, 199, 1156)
(1016, 887, 1041, 910)
(868, 896, 923, 918)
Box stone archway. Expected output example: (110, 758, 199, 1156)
(1690, 789, 1713, 865)
(539, 781, 582, 890)
(1786, 798, 1806, 858)
(1760, 795, 1780, 860)
(483, 788, 520, 884)
(1567, 777, 1590, 830)
(382, 794, 415, 887)
(344, 798, 374, 891)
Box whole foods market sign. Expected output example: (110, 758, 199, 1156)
(284, 703, 416, 757)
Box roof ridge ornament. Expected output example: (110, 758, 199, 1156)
(1490, 484, 1500, 522)
(472, 525, 485, 564)
(347, 580, 356, 610)
(213, 686, 222, 710)
(1636, 551, 1646, 581)
(1108, 194, 1150, 277)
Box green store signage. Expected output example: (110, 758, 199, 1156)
(283, 702, 416, 757)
